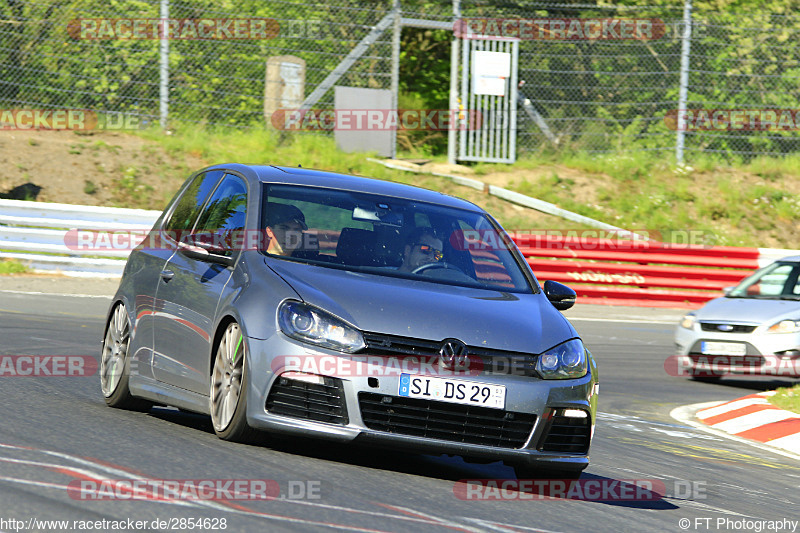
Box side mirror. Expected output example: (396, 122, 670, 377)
(543, 280, 576, 311)
(178, 235, 235, 267)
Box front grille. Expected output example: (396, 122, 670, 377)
(266, 376, 348, 425)
(699, 322, 758, 333)
(541, 414, 591, 454)
(358, 392, 536, 448)
(361, 332, 538, 376)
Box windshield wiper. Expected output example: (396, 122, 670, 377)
(779, 295, 800, 300)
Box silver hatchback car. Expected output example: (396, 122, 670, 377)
(675, 256, 800, 380)
(100, 164, 598, 479)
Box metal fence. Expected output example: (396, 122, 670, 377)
(1, 0, 798, 162)
(459, 1, 800, 162)
(0, 0, 395, 128)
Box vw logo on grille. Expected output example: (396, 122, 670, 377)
(439, 339, 469, 369)
(717, 324, 734, 332)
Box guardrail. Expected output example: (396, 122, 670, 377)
(0, 199, 159, 277)
(1, 199, 798, 307)
(514, 233, 798, 309)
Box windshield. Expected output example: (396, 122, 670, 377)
(261, 184, 535, 293)
(727, 261, 800, 299)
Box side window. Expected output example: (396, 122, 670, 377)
(748, 264, 794, 296)
(193, 174, 248, 255)
(164, 170, 225, 232)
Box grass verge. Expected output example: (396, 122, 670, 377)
(130, 125, 800, 248)
(133, 125, 589, 231)
(768, 385, 800, 415)
(0, 260, 29, 275)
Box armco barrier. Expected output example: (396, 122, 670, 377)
(1, 200, 797, 307)
(0, 199, 159, 277)
(514, 233, 799, 308)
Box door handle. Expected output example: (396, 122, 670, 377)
(160, 269, 175, 282)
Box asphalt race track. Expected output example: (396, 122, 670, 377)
(0, 291, 798, 532)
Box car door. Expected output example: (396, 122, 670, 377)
(152, 172, 248, 395)
(129, 169, 225, 381)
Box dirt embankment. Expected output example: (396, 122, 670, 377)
(0, 130, 205, 209)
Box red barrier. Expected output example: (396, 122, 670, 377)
(512, 235, 760, 309)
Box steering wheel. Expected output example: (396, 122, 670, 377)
(412, 261, 464, 275)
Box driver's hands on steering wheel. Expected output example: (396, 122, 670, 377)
(412, 261, 464, 275)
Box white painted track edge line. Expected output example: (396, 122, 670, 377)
(0, 289, 111, 299)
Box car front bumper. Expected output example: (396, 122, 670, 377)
(675, 326, 800, 376)
(244, 334, 598, 471)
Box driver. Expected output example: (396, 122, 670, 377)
(265, 202, 308, 257)
(397, 227, 445, 273)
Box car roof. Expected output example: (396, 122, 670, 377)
(209, 163, 485, 213)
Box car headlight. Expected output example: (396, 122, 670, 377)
(536, 338, 588, 379)
(680, 313, 697, 329)
(278, 301, 365, 353)
(767, 319, 800, 334)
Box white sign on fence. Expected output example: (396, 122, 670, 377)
(472, 51, 511, 96)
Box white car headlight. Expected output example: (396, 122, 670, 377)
(536, 339, 588, 380)
(767, 319, 800, 334)
(680, 313, 697, 329)
(278, 300, 365, 353)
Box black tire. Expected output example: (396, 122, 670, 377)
(210, 322, 259, 443)
(100, 303, 152, 412)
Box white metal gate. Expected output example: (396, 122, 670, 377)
(457, 38, 519, 163)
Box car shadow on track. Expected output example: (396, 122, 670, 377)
(146, 407, 677, 509)
(690, 376, 798, 392)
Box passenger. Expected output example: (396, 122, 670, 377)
(397, 227, 445, 273)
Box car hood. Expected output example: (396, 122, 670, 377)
(696, 296, 800, 324)
(266, 260, 576, 353)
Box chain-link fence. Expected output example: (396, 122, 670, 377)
(1, 0, 799, 162)
(0, 0, 394, 128)
(460, 1, 800, 161)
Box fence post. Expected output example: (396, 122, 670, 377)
(159, 0, 169, 130)
(390, 0, 401, 159)
(447, 0, 461, 165)
(676, 0, 692, 166)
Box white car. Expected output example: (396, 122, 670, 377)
(675, 256, 800, 380)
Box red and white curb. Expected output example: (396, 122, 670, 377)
(695, 391, 800, 454)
